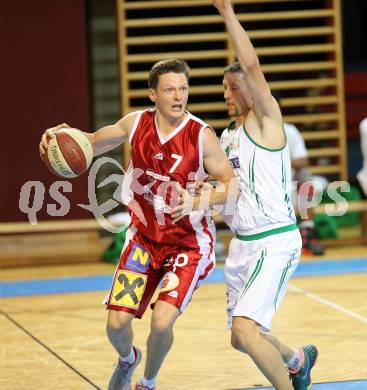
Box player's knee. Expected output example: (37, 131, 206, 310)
(231, 319, 258, 353)
(231, 322, 250, 352)
(150, 316, 174, 336)
(150, 301, 180, 336)
(106, 310, 133, 332)
(231, 331, 248, 353)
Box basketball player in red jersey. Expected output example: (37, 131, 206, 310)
(39, 59, 236, 390)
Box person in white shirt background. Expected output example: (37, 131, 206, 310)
(273, 93, 325, 255)
(357, 117, 367, 196)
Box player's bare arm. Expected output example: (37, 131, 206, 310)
(171, 128, 238, 221)
(213, 0, 282, 125)
(39, 112, 138, 158)
(88, 112, 137, 156)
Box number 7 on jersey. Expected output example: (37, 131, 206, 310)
(169, 154, 183, 173)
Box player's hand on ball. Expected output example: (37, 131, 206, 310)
(39, 123, 70, 159)
(40, 127, 93, 178)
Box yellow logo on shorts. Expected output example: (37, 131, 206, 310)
(132, 247, 149, 264)
(125, 243, 151, 272)
(110, 270, 147, 309)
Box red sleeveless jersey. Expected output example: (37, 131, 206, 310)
(122, 109, 215, 253)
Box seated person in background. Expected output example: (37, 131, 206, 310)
(357, 117, 367, 196)
(283, 121, 325, 256)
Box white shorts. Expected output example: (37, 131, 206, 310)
(225, 229, 302, 331)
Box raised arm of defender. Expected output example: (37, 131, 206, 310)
(213, 0, 282, 124)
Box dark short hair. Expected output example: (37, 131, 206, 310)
(148, 59, 190, 89)
(224, 61, 243, 75)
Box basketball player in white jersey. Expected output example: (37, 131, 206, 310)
(214, 1, 318, 389)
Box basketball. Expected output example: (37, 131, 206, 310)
(45, 128, 93, 178)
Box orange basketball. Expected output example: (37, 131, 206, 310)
(44, 128, 93, 178)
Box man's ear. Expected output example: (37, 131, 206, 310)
(148, 88, 156, 103)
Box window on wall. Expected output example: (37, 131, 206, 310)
(341, 0, 367, 178)
(87, 0, 123, 214)
(342, 0, 367, 71)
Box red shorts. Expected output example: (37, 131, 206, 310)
(105, 225, 215, 318)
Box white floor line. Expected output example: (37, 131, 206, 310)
(289, 284, 367, 324)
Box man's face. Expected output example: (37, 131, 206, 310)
(223, 72, 253, 118)
(149, 72, 189, 121)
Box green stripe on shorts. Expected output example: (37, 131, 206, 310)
(243, 248, 267, 295)
(274, 251, 296, 310)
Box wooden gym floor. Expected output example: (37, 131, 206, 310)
(1, 246, 367, 390)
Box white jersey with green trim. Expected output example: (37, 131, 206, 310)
(220, 122, 296, 235)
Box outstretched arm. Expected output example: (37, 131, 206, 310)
(39, 112, 138, 158)
(87, 112, 137, 156)
(214, 0, 282, 123)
